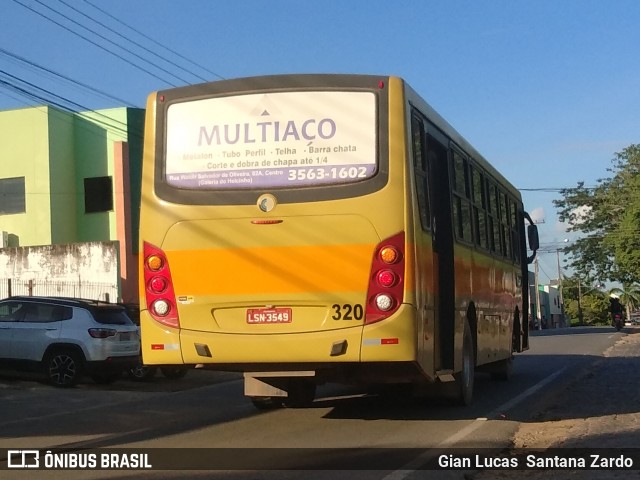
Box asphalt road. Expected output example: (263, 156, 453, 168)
(0, 325, 628, 480)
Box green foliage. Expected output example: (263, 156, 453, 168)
(582, 294, 611, 325)
(561, 275, 610, 325)
(554, 145, 640, 284)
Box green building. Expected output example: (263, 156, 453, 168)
(0, 105, 144, 302)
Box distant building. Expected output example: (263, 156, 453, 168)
(0, 105, 144, 302)
(545, 284, 563, 327)
(529, 270, 558, 329)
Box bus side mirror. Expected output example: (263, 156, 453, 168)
(526, 224, 539, 264)
(527, 224, 539, 252)
(523, 211, 539, 264)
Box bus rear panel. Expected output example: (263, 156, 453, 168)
(140, 74, 534, 407)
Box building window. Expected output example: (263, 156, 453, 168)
(0, 177, 26, 215)
(84, 176, 113, 213)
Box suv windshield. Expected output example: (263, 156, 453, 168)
(92, 307, 134, 326)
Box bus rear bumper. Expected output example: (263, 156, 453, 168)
(141, 304, 419, 366)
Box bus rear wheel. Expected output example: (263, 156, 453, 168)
(452, 320, 475, 406)
(490, 356, 513, 381)
(250, 397, 284, 410)
(283, 379, 316, 408)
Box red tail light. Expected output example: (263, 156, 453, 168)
(365, 232, 405, 324)
(143, 242, 179, 328)
(88, 328, 117, 338)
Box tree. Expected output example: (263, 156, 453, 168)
(554, 145, 640, 285)
(561, 276, 609, 325)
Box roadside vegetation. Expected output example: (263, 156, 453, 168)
(554, 144, 640, 325)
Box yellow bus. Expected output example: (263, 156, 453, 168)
(139, 74, 539, 407)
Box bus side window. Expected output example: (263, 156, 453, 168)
(499, 191, 511, 260)
(486, 180, 501, 254)
(509, 199, 521, 263)
(471, 165, 489, 250)
(412, 114, 431, 231)
(452, 150, 472, 243)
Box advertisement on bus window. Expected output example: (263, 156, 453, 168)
(164, 91, 377, 189)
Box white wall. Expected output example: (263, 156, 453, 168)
(0, 241, 120, 301)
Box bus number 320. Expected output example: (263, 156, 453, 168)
(331, 304, 364, 320)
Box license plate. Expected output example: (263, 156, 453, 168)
(246, 308, 292, 324)
(119, 332, 132, 341)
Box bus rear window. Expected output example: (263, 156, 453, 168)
(164, 91, 377, 190)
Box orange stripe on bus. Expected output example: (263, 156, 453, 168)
(166, 243, 376, 295)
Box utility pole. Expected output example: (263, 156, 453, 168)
(534, 256, 542, 330)
(556, 249, 565, 326)
(577, 278, 583, 326)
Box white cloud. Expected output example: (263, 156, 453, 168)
(570, 205, 592, 226)
(529, 207, 545, 224)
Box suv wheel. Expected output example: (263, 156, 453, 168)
(46, 349, 84, 387)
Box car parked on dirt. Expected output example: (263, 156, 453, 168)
(0, 296, 140, 387)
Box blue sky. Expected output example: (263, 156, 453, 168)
(2, 0, 639, 282)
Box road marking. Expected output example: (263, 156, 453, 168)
(486, 366, 568, 417)
(381, 366, 569, 480)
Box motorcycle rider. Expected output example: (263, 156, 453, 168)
(609, 294, 624, 329)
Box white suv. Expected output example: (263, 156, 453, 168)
(0, 296, 140, 387)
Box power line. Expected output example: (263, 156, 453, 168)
(32, 0, 184, 85)
(0, 46, 137, 108)
(81, 0, 224, 81)
(0, 70, 89, 113)
(4, 0, 228, 114)
(10, 0, 177, 87)
(0, 86, 143, 149)
(53, 0, 197, 85)
(0, 70, 141, 140)
(519, 186, 598, 192)
(537, 262, 555, 283)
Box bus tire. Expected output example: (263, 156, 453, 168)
(490, 356, 513, 381)
(283, 379, 316, 408)
(453, 320, 475, 406)
(250, 397, 283, 410)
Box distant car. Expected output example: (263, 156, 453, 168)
(0, 296, 140, 387)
